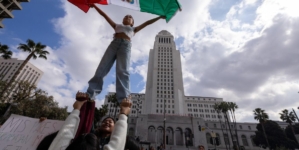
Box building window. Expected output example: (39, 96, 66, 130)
(248, 126, 251, 130)
(239, 125, 242, 129)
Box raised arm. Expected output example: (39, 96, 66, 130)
(90, 4, 116, 29)
(104, 97, 132, 150)
(134, 16, 164, 33)
(48, 99, 87, 150)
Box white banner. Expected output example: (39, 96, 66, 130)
(0, 114, 64, 150)
(109, 0, 140, 11)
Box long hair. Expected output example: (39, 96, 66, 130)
(66, 133, 99, 150)
(125, 136, 141, 150)
(36, 131, 59, 150)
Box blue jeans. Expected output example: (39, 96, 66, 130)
(87, 38, 131, 103)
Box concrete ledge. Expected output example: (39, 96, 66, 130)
(0, 3, 14, 18)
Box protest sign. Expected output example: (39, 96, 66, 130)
(0, 114, 64, 150)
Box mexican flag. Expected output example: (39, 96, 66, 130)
(68, 0, 181, 22)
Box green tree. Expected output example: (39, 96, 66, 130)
(253, 120, 297, 149)
(253, 108, 270, 148)
(99, 104, 108, 120)
(2, 81, 67, 123)
(0, 39, 49, 98)
(94, 104, 108, 126)
(107, 93, 119, 119)
(285, 123, 299, 148)
(280, 109, 298, 144)
(0, 43, 13, 59)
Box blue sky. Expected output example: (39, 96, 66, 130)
(0, 0, 63, 47)
(1, 0, 299, 122)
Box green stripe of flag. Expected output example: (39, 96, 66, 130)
(139, 0, 181, 22)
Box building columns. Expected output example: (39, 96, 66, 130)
(173, 131, 176, 146)
(183, 133, 186, 145)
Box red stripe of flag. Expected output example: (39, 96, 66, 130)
(68, 0, 108, 13)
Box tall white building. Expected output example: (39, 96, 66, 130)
(103, 31, 263, 150)
(0, 58, 43, 85)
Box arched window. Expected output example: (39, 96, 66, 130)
(185, 128, 193, 146)
(166, 127, 174, 145)
(157, 126, 164, 144)
(148, 126, 156, 142)
(206, 133, 211, 145)
(241, 135, 249, 146)
(175, 127, 183, 145)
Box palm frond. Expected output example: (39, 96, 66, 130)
(32, 54, 37, 59)
(27, 39, 35, 49)
(0, 44, 9, 53)
(1, 51, 13, 59)
(36, 42, 47, 50)
(38, 55, 47, 60)
(17, 44, 32, 52)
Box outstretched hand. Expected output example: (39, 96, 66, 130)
(120, 96, 132, 116)
(73, 100, 87, 110)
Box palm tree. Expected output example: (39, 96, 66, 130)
(0, 39, 49, 99)
(216, 102, 237, 149)
(280, 109, 298, 143)
(214, 103, 230, 150)
(228, 102, 240, 150)
(0, 43, 13, 59)
(253, 108, 270, 148)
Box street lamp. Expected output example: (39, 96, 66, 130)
(163, 99, 166, 149)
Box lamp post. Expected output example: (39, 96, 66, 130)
(163, 99, 166, 149)
(211, 131, 217, 150)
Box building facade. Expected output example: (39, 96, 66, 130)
(0, 0, 29, 28)
(103, 31, 269, 150)
(0, 58, 43, 85)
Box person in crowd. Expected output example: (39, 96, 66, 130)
(48, 95, 132, 150)
(36, 99, 86, 150)
(36, 131, 59, 150)
(198, 145, 205, 150)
